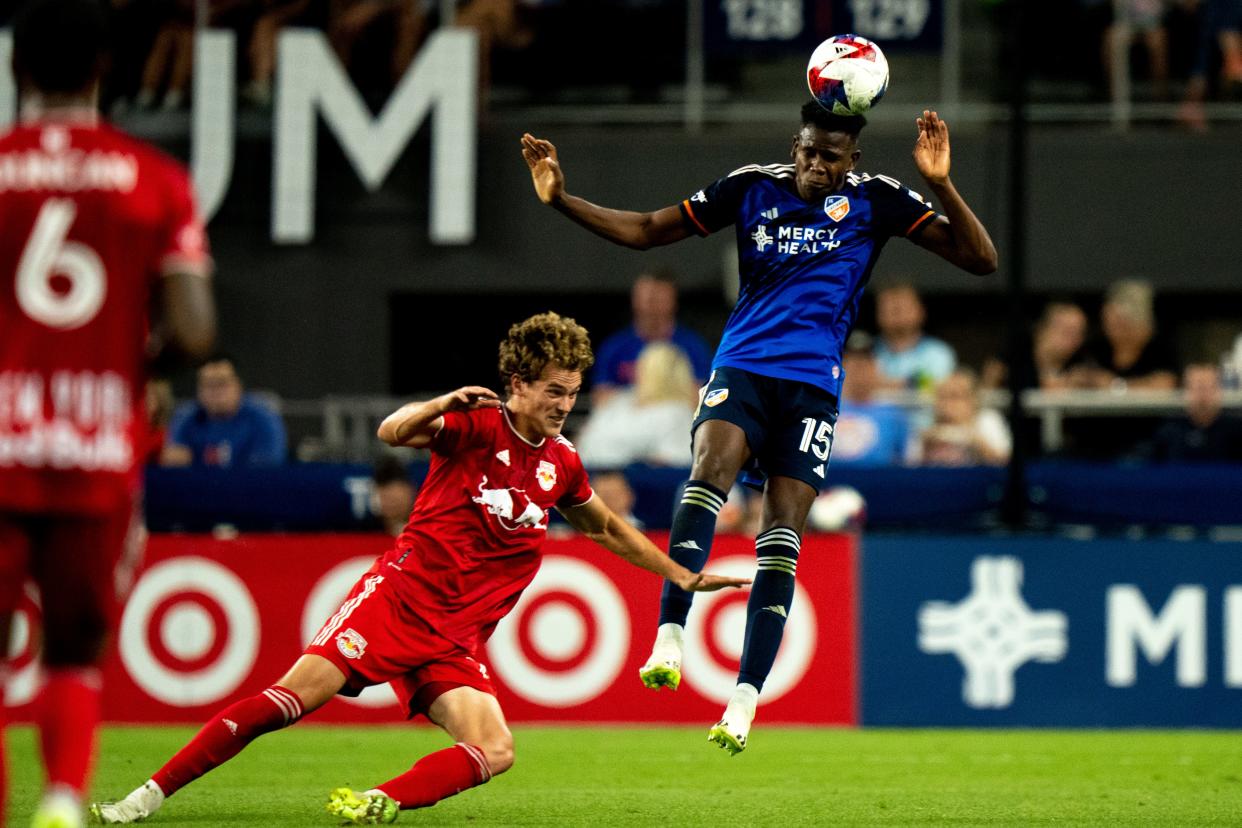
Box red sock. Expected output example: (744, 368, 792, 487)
(375, 743, 491, 810)
(152, 686, 303, 797)
(37, 668, 102, 796)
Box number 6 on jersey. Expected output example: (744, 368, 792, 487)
(16, 197, 106, 330)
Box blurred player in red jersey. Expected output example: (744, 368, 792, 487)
(0, 1, 217, 825)
(92, 312, 747, 825)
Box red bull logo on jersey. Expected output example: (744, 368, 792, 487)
(824, 195, 850, 222)
(474, 475, 546, 531)
(336, 628, 367, 660)
(536, 461, 557, 492)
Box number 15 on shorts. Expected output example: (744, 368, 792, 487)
(799, 417, 833, 461)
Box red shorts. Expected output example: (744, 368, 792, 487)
(0, 505, 141, 659)
(304, 565, 496, 719)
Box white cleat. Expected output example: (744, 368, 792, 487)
(708, 684, 758, 756)
(89, 780, 164, 824)
(639, 623, 684, 691)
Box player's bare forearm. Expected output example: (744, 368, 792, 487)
(563, 498, 748, 592)
(552, 195, 691, 250)
(378, 386, 499, 447)
(922, 179, 998, 275)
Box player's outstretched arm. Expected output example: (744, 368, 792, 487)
(560, 497, 751, 592)
(378, 386, 500, 448)
(521, 133, 694, 250)
(910, 110, 998, 275)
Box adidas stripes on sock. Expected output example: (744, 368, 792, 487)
(151, 685, 303, 797)
(658, 480, 728, 627)
(738, 526, 801, 692)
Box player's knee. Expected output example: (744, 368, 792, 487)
(481, 733, 515, 776)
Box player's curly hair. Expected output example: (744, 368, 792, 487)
(801, 100, 866, 137)
(498, 312, 594, 387)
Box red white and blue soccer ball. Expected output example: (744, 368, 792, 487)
(807, 34, 889, 116)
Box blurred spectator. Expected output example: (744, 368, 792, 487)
(716, 484, 759, 535)
(1103, 0, 1176, 100)
(590, 470, 641, 527)
(144, 378, 176, 465)
(983, 301, 1089, 391)
(913, 368, 1012, 466)
(873, 282, 956, 391)
(1132, 364, 1242, 461)
(832, 332, 911, 467)
(1067, 280, 1179, 391)
(455, 0, 536, 97)
(135, 0, 257, 111)
(369, 455, 417, 535)
(592, 269, 712, 405)
(243, 0, 326, 107)
(1179, 0, 1242, 130)
(328, 0, 424, 91)
(165, 354, 288, 467)
(576, 342, 697, 468)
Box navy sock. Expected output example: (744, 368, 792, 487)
(658, 480, 728, 627)
(738, 526, 801, 692)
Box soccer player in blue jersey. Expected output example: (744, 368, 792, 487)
(521, 103, 997, 754)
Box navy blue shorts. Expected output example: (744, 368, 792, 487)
(692, 366, 840, 493)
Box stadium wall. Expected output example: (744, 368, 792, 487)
(4, 533, 856, 726)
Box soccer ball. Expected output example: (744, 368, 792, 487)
(807, 486, 867, 532)
(807, 34, 889, 116)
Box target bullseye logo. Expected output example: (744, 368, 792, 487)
(302, 557, 398, 708)
(683, 555, 817, 704)
(488, 556, 628, 707)
(4, 582, 43, 707)
(120, 558, 259, 706)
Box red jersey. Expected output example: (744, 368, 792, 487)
(388, 405, 594, 650)
(0, 115, 210, 514)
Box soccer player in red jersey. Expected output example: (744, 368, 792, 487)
(0, 1, 217, 825)
(92, 312, 747, 825)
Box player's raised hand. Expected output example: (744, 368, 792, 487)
(441, 386, 501, 412)
(521, 133, 565, 205)
(914, 109, 951, 185)
(677, 571, 752, 593)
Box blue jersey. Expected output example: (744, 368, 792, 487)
(679, 165, 938, 399)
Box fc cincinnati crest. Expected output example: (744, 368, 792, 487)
(536, 460, 557, 491)
(824, 195, 850, 222)
(336, 628, 368, 660)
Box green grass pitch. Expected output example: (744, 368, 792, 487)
(6, 725, 1242, 825)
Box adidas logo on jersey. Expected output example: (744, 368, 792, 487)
(760, 206, 779, 220)
(764, 605, 788, 618)
(674, 540, 702, 550)
(223, 718, 238, 735)
(496, 450, 510, 466)
(813, 464, 826, 478)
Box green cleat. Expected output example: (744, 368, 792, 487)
(707, 719, 747, 756)
(325, 787, 398, 825)
(638, 659, 681, 691)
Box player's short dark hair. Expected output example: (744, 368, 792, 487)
(800, 100, 866, 137)
(12, 0, 110, 95)
(498, 312, 594, 387)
